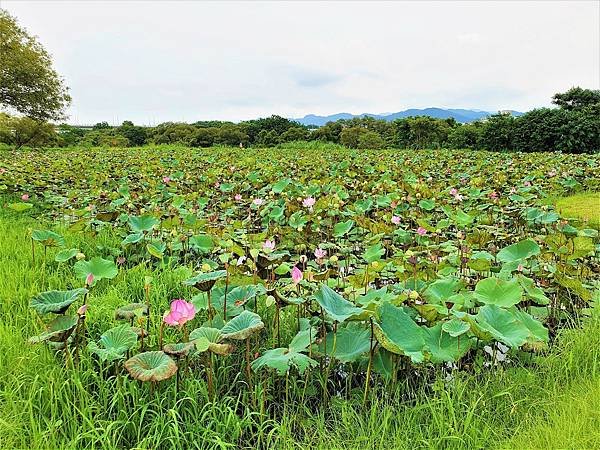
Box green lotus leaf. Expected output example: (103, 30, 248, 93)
(87, 325, 137, 362)
(288, 319, 317, 353)
(74, 257, 118, 283)
(315, 324, 371, 363)
(517, 275, 550, 305)
(441, 318, 471, 337)
(122, 232, 144, 245)
(333, 220, 354, 237)
(423, 278, 463, 304)
(251, 348, 317, 375)
(422, 323, 472, 363)
(128, 215, 160, 233)
(30, 288, 88, 314)
(497, 239, 540, 263)
(193, 337, 210, 353)
(8, 202, 33, 212)
(29, 315, 78, 344)
(115, 303, 149, 321)
(163, 342, 195, 357)
(271, 178, 291, 193)
(54, 248, 80, 263)
(124, 351, 177, 382)
(221, 310, 264, 340)
(189, 234, 213, 253)
(314, 284, 363, 323)
(475, 305, 530, 348)
(373, 302, 425, 363)
(513, 309, 549, 348)
(363, 243, 385, 263)
(372, 347, 394, 380)
(183, 270, 227, 291)
(474, 277, 523, 307)
(32, 230, 65, 247)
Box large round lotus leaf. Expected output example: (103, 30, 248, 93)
(513, 309, 549, 349)
(31, 230, 65, 247)
(190, 327, 233, 354)
(183, 270, 227, 291)
(30, 288, 87, 314)
(474, 277, 523, 307)
(29, 315, 78, 344)
(373, 302, 425, 363)
(189, 234, 213, 253)
(221, 310, 264, 340)
(333, 219, 354, 237)
(125, 351, 177, 382)
(315, 324, 371, 363)
(423, 278, 463, 304)
(115, 303, 149, 320)
(441, 318, 470, 337)
(497, 239, 540, 263)
(422, 323, 472, 363)
(313, 284, 363, 323)
(475, 305, 530, 348)
(128, 215, 160, 233)
(251, 348, 317, 375)
(163, 342, 195, 357)
(74, 257, 118, 283)
(517, 275, 550, 305)
(87, 325, 137, 362)
(54, 248, 80, 263)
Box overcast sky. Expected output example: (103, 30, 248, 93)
(3, 1, 599, 124)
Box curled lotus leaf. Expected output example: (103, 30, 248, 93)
(30, 288, 88, 315)
(29, 315, 78, 344)
(313, 284, 364, 323)
(220, 310, 264, 340)
(115, 303, 149, 321)
(189, 326, 233, 355)
(441, 318, 471, 337)
(87, 325, 137, 362)
(74, 257, 118, 283)
(373, 302, 425, 363)
(183, 270, 227, 291)
(32, 230, 65, 247)
(124, 351, 177, 382)
(163, 342, 195, 358)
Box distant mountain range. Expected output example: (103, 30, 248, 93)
(294, 108, 524, 126)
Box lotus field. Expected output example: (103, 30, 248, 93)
(0, 145, 599, 448)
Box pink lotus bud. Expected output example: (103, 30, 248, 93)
(253, 198, 264, 206)
(21, 194, 29, 201)
(77, 304, 88, 316)
(291, 266, 303, 285)
(417, 227, 427, 236)
(263, 239, 275, 251)
(85, 273, 95, 286)
(302, 197, 316, 209)
(162, 176, 171, 184)
(234, 194, 242, 201)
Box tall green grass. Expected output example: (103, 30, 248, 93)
(0, 212, 598, 449)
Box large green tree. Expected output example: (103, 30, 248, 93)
(0, 9, 71, 120)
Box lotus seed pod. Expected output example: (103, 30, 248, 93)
(76, 252, 86, 260)
(201, 263, 211, 272)
(329, 255, 339, 263)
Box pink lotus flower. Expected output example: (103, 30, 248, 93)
(85, 273, 95, 287)
(417, 227, 427, 236)
(449, 188, 458, 196)
(162, 176, 171, 184)
(548, 170, 556, 177)
(391, 215, 401, 225)
(453, 193, 463, 201)
(163, 299, 196, 326)
(21, 194, 29, 201)
(302, 197, 316, 209)
(291, 266, 303, 285)
(314, 248, 327, 259)
(253, 198, 264, 206)
(234, 194, 242, 201)
(489, 191, 498, 200)
(524, 181, 531, 187)
(214, 181, 220, 188)
(0, 168, 6, 174)
(263, 239, 275, 251)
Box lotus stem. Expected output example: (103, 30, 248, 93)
(245, 338, 252, 382)
(363, 318, 374, 405)
(223, 264, 229, 319)
(31, 238, 35, 265)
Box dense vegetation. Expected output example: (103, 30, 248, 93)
(0, 145, 598, 448)
(0, 87, 598, 153)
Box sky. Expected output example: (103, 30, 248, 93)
(3, 0, 600, 124)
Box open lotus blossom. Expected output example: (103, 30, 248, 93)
(21, 194, 29, 201)
(85, 273, 95, 287)
(417, 226, 427, 236)
(548, 170, 557, 177)
(253, 198, 264, 206)
(0, 168, 6, 174)
(489, 191, 498, 200)
(234, 194, 242, 201)
(449, 188, 458, 196)
(291, 266, 303, 285)
(391, 215, 401, 225)
(162, 176, 171, 184)
(263, 239, 275, 251)
(524, 181, 532, 187)
(302, 197, 316, 209)
(314, 248, 327, 259)
(453, 193, 463, 201)
(164, 299, 196, 326)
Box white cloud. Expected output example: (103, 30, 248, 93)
(3, 0, 599, 123)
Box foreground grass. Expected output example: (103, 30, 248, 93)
(0, 212, 598, 449)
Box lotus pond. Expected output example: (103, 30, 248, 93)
(0, 145, 599, 449)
